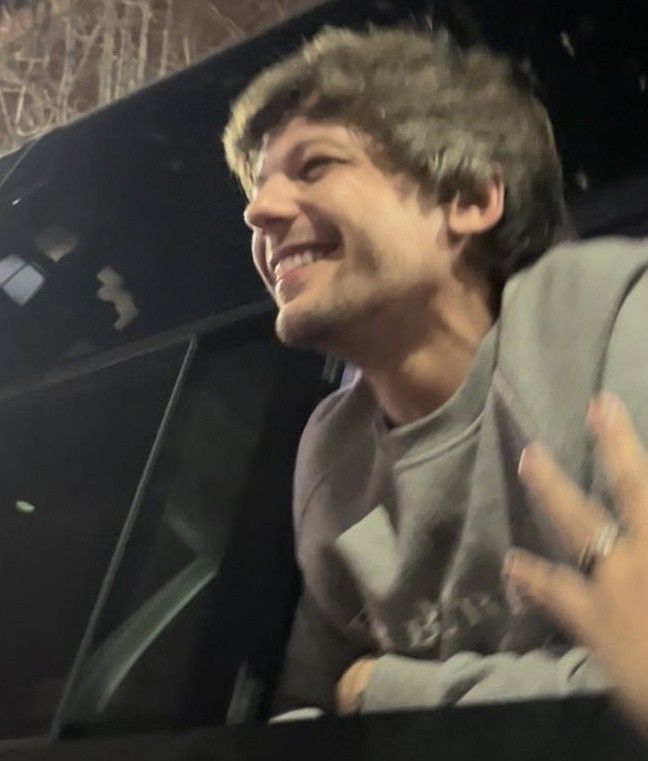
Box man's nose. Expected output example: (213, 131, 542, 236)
(244, 175, 299, 232)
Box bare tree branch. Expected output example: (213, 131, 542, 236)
(136, 0, 151, 87)
(0, 88, 16, 143)
(0, 0, 326, 156)
(15, 57, 35, 125)
(99, 0, 117, 104)
(57, 9, 75, 120)
(158, 0, 173, 78)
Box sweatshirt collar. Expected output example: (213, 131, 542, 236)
(369, 324, 498, 463)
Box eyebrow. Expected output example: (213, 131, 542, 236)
(252, 137, 349, 191)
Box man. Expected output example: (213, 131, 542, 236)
(222, 25, 648, 716)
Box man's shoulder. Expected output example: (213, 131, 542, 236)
(495, 236, 648, 452)
(508, 236, 648, 303)
(501, 236, 648, 346)
(298, 378, 375, 464)
(292, 378, 376, 521)
(305, 379, 360, 428)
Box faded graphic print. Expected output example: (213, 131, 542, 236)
(337, 503, 513, 658)
(364, 592, 509, 656)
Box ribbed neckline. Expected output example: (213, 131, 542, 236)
(363, 324, 498, 463)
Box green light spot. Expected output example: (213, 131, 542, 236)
(16, 500, 36, 514)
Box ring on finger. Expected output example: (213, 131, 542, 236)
(577, 522, 621, 576)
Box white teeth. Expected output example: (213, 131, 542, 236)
(273, 248, 327, 279)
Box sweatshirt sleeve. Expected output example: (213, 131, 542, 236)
(362, 647, 610, 713)
(595, 266, 648, 477)
(271, 388, 369, 715)
(271, 591, 366, 715)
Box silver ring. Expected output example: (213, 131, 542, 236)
(577, 522, 621, 576)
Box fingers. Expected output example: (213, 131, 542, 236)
(588, 393, 648, 536)
(335, 658, 376, 715)
(518, 443, 611, 558)
(503, 549, 599, 648)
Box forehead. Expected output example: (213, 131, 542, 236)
(252, 117, 366, 184)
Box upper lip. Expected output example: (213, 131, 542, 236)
(267, 242, 337, 275)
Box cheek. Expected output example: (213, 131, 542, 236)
(328, 178, 400, 240)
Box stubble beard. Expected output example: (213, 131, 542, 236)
(274, 233, 385, 355)
(274, 279, 400, 361)
(274, 286, 356, 353)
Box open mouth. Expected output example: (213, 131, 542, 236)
(272, 245, 337, 283)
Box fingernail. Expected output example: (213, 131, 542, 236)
(504, 579, 528, 615)
(501, 550, 517, 579)
(518, 442, 544, 479)
(517, 448, 527, 477)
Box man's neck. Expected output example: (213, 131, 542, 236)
(355, 286, 495, 427)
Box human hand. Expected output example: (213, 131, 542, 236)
(335, 657, 377, 715)
(503, 392, 648, 732)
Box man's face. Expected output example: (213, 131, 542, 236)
(244, 116, 451, 352)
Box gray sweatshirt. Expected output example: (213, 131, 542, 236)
(273, 237, 648, 715)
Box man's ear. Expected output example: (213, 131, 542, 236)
(447, 174, 505, 237)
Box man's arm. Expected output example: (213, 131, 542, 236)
(272, 591, 367, 716)
(351, 647, 608, 713)
(287, 609, 609, 715)
(278, 602, 609, 715)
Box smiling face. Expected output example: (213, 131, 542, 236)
(244, 116, 455, 355)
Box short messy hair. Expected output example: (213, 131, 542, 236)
(222, 25, 568, 278)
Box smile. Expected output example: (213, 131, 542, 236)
(272, 246, 336, 282)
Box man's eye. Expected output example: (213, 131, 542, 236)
(300, 156, 334, 180)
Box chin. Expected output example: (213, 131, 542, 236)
(274, 303, 341, 352)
